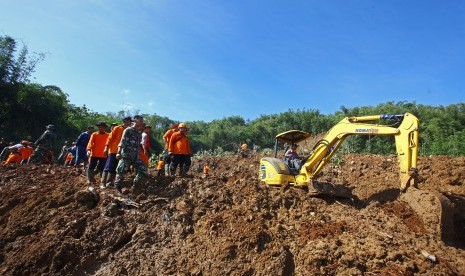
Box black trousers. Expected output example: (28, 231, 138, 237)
(169, 154, 191, 175)
(88, 157, 107, 172)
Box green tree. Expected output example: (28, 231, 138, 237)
(3, 37, 465, 158)
(0, 36, 45, 85)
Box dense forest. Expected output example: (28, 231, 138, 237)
(1, 35, 464, 157)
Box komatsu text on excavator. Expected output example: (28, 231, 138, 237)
(259, 113, 454, 242)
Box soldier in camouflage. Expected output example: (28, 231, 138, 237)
(28, 124, 57, 164)
(114, 115, 147, 193)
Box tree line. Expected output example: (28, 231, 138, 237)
(1, 35, 464, 157)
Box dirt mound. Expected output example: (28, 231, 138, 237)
(1, 154, 464, 275)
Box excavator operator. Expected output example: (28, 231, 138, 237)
(284, 143, 303, 172)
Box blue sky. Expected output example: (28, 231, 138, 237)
(1, 1, 464, 122)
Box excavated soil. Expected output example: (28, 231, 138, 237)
(1, 154, 465, 275)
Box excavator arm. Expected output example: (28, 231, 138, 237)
(296, 113, 419, 191)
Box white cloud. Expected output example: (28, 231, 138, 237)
(121, 89, 131, 96)
(122, 102, 135, 110)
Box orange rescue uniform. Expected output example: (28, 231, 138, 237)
(139, 148, 149, 165)
(203, 165, 210, 175)
(105, 125, 125, 154)
(168, 131, 191, 155)
(4, 152, 22, 164)
(157, 160, 165, 170)
(87, 132, 109, 158)
(65, 152, 74, 164)
(163, 129, 175, 149)
(19, 146, 33, 162)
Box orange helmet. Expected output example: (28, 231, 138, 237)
(178, 123, 187, 128)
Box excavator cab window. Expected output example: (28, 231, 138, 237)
(281, 144, 290, 159)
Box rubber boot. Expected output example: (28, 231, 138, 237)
(169, 165, 176, 177)
(132, 178, 139, 192)
(164, 164, 170, 176)
(132, 170, 146, 190)
(86, 169, 95, 184)
(178, 164, 185, 177)
(107, 173, 116, 187)
(100, 171, 109, 189)
(181, 165, 190, 177)
(114, 174, 123, 193)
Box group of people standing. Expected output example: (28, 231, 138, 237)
(1, 116, 194, 194)
(72, 115, 154, 193)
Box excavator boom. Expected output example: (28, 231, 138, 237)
(297, 113, 419, 190)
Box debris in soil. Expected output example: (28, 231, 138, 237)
(382, 201, 428, 233)
(0, 154, 464, 275)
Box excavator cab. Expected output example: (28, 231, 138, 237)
(260, 130, 311, 184)
(274, 130, 311, 174)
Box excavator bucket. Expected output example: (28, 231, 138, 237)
(307, 181, 353, 198)
(307, 183, 455, 242)
(400, 187, 455, 243)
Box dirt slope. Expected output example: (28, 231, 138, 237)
(0, 154, 464, 275)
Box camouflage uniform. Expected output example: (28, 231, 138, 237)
(28, 129, 56, 164)
(114, 126, 147, 190)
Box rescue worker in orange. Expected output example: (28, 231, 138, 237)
(168, 123, 191, 176)
(140, 125, 152, 166)
(156, 156, 165, 176)
(102, 116, 133, 188)
(100, 117, 132, 189)
(18, 140, 33, 164)
(203, 164, 210, 178)
(163, 123, 179, 149)
(86, 122, 109, 184)
(65, 142, 77, 166)
(163, 123, 178, 175)
(2, 147, 21, 165)
(240, 142, 248, 158)
(64, 151, 74, 166)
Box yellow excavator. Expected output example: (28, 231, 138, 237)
(259, 113, 454, 242)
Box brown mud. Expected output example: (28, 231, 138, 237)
(0, 154, 464, 275)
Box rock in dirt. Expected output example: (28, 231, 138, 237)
(75, 187, 100, 207)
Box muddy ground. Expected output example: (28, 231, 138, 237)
(0, 154, 464, 275)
